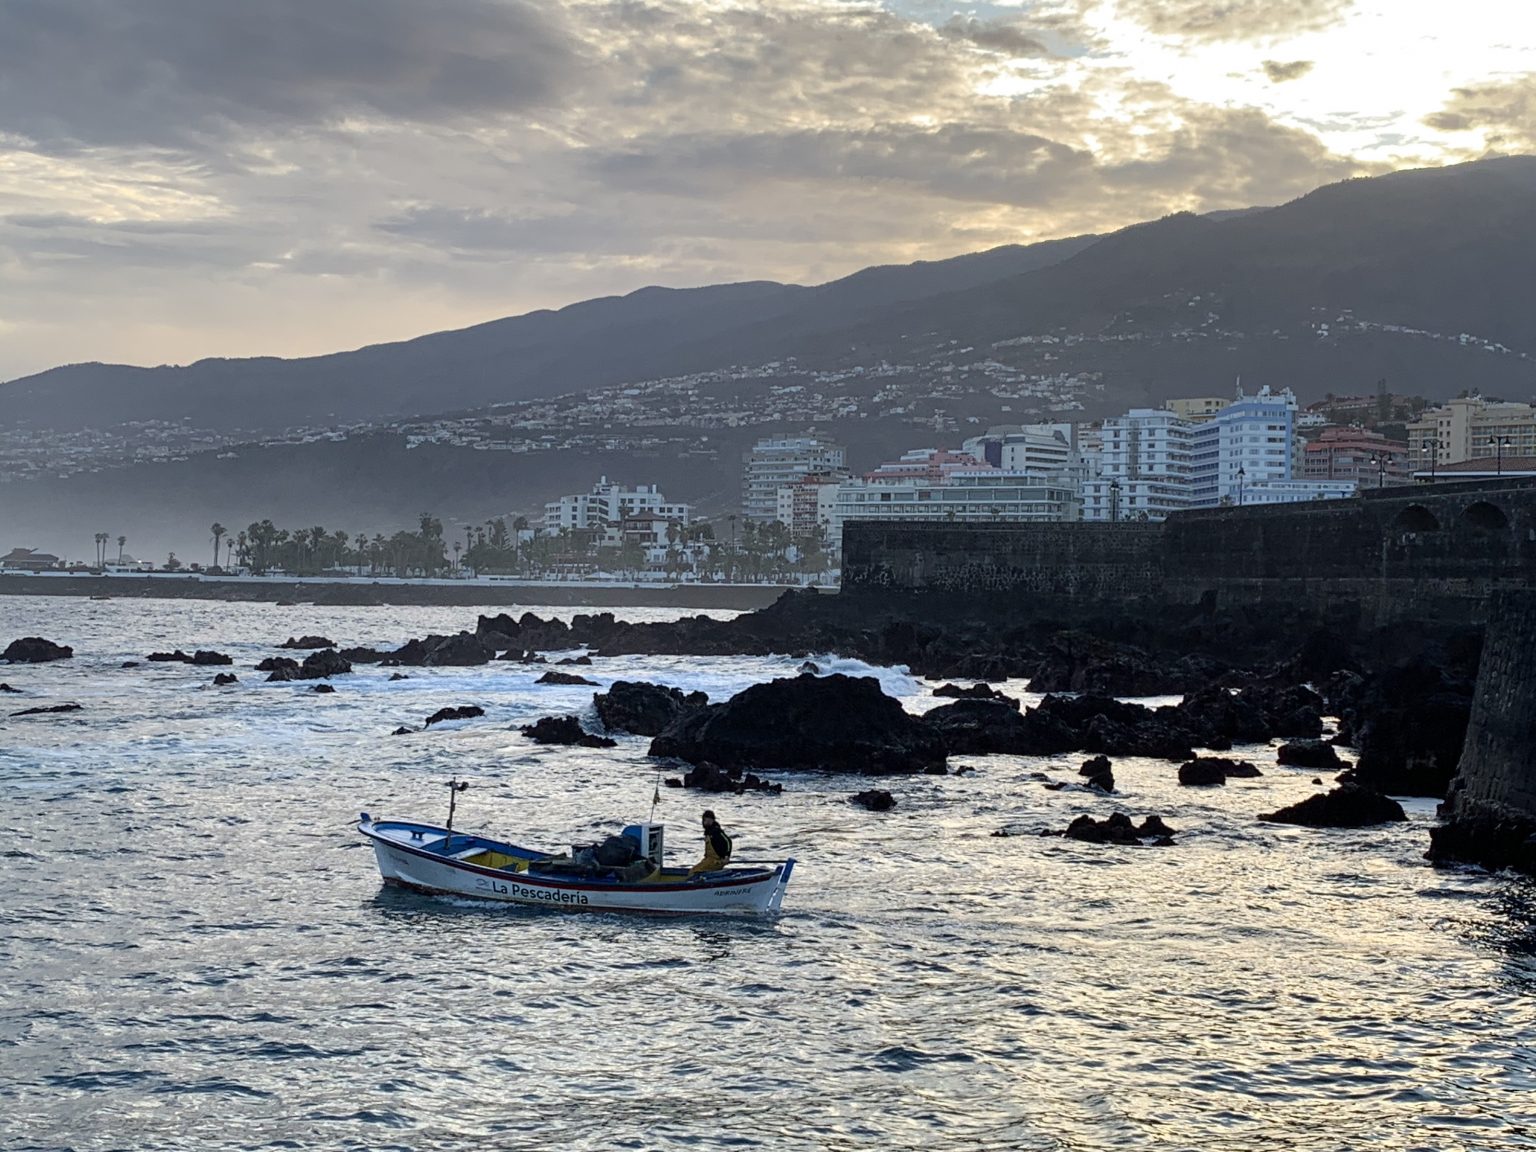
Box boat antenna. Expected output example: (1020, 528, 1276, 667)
(650, 768, 662, 823)
(444, 778, 470, 850)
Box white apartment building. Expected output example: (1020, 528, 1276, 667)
(961, 424, 1078, 478)
(544, 478, 692, 534)
(742, 436, 847, 521)
(1086, 387, 1353, 519)
(827, 450, 1081, 552)
(1082, 409, 1195, 521)
(1406, 396, 1536, 469)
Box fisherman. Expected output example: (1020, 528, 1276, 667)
(689, 809, 734, 875)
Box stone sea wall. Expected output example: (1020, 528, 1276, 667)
(1430, 591, 1536, 873)
(842, 477, 1536, 624)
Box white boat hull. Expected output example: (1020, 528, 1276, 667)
(360, 817, 793, 916)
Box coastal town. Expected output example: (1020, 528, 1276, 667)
(6, 387, 1536, 583)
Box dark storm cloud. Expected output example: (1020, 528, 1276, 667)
(1262, 60, 1314, 83)
(1426, 76, 1536, 149)
(1118, 0, 1353, 41)
(0, 0, 575, 151)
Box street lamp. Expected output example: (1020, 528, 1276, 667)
(1236, 465, 1246, 507)
(1372, 453, 1387, 489)
(1108, 478, 1121, 523)
(1488, 436, 1512, 476)
(1427, 438, 1442, 481)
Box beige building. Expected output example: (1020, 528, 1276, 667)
(1165, 397, 1228, 422)
(1406, 397, 1536, 470)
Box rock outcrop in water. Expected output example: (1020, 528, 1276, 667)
(665, 760, 783, 795)
(3, 637, 73, 663)
(535, 670, 599, 686)
(148, 649, 233, 666)
(389, 632, 495, 667)
(280, 635, 335, 649)
(1040, 812, 1175, 846)
(1260, 785, 1407, 827)
(521, 715, 618, 748)
(932, 682, 1016, 705)
(11, 702, 83, 716)
(425, 705, 485, 726)
(265, 649, 352, 681)
(593, 680, 708, 736)
(650, 672, 947, 775)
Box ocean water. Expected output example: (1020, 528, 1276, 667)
(1, 595, 1534, 1151)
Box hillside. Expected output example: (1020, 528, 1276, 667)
(4, 157, 1536, 560)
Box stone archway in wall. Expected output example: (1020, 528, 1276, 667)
(1461, 501, 1511, 532)
(1393, 504, 1441, 533)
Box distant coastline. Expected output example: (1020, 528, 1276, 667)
(0, 572, 803, 610)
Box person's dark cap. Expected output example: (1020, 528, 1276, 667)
(702, 809, 716, 820)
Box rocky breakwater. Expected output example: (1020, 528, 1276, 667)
(3, 637, 73, 663)
(1430, 593, 1536, 874)
(649, 672, 947, 775)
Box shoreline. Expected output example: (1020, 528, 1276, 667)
(0, 573, 803, 610)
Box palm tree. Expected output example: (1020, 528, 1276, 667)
(116, 535, 127, 564)
(210, 523, 226, 569)
(93, 532, 108, 567)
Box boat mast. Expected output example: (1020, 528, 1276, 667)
(444, 778, 470, 850)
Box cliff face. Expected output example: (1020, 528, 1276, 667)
(1430, 592, 1536, 874)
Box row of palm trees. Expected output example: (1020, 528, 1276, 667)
(219, 514, 452, 577)
(91, 532, 129, 567)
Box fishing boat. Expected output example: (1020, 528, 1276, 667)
(358, 780, 794, 916)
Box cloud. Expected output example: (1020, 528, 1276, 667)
(938, 16, 1053, 58)
(0, 0, 1385, 381)
(1262, 59, 1314, 83)
(1425, 75, 1536, 150)
(1117, 0, 1353, 41)
(0, 0, 575, 152)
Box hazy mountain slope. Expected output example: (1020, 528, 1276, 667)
(0, 235, 1101, 434)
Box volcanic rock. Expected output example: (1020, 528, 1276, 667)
(675, 760, 783, 794)
(212, 673, 238, 686)
(556, 655, 593, 666)
(932, 682, 1017, 706)
(1056, 811, 1175, 846)
(390, 631, 496, 667)
(297, 649, 352, 679)
(1276, 740, 1345, 770)
(1178, 760, 1227, 786)
(280, 635, 335, 649)
(425, 705, 485, 726)
(650, 672, 946, 775)
(1178, 757, 1262, 786)
(256, 656, 299, 673)
(391, 726, 414, 736)
(520, 715, 618, 748)
(3, 637, 73, 663)
(148, 649, 233, 665)
(11, 702, 82, 716)
(311, 684, 336, 694)
(922, 699, 1041, 755)
(388, 673, 409, 681)
(851, 789, 896, 811)
(1079, 754, 1113, 775)
(593, 680, 708, 736)
(1259, 784, 1407, 827)
(339, 647, 389, 663)
(536, 670, 599, 687)
(1348, 659, 1474, 798)
(0, 683, 18, 693)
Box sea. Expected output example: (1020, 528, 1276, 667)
(1, 595, 1533, 1151)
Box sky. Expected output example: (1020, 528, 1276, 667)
(0, 0, 1532, 382)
